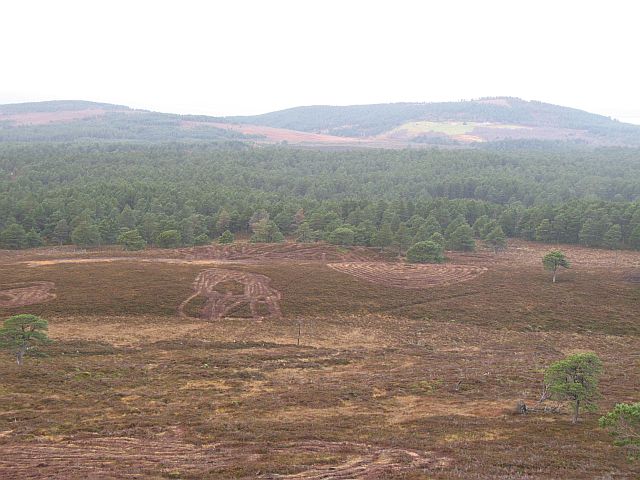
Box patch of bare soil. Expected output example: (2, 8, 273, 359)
(179, 268, 282, 320)
(327, 262, 487, 289)
(0, 246, 94, 265)
(0, 281, 56, 307)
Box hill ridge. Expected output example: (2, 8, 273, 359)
(1, 97, 638, 146)
(0, 100, 131, 115)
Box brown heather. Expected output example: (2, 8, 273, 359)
(0, 240, 638, 478)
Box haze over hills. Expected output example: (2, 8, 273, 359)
(1, 97, 639, 147)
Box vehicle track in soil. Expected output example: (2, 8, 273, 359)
(175, 243, 375, 262)
(178, 268, 282, 320)
(372, 290, 485, 316)
(0, 438, 447, 479)
(0, 281, 56, 308)
(270, 440, 446, 479)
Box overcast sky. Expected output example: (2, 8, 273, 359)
(2, 0, 639, 123)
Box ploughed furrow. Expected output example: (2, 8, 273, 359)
(175, 243, 375, 262)
(327, 262, 487, 289)
(179, 268, 281, 320)
(0, 281, 56, 307)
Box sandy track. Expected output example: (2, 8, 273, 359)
(328, 262, 487, 289)
(22, 257, 229, 267)
(0, 438, 446, 479)
(179, 268, 282, 320)
(0, 281, 56, 307)
(19, 244, 375, 267)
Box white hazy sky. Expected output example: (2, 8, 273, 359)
(2, 0, 640, 123)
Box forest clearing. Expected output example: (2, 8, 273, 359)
(4, 3, 640, 477)
(0, 240, 638, 478)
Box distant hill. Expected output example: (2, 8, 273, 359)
(1, 97, 639, 146)
(220, 97, 640, 146)
(0, 100, 128, 115)
(0, 100, 253, 143)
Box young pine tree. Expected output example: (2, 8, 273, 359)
(544, 352, 602, 424)
(218, 230, 235, 244)
(485, 226, 507, 252)
(448, 224, 475, 251)
(0, 314, 51, 365)
(542, 250, 570, 283)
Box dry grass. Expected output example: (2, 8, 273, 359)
(0, 242, 639, 478)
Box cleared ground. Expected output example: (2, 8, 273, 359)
(0, 241, 638, 478)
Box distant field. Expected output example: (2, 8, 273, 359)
(389, 121, 478, 136)
(384, 121, 529, 143)
(0, 241, 639, 478)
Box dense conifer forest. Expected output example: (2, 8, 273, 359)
(1, 142, 640, 251)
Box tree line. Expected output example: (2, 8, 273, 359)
(1, 143, 640, 250)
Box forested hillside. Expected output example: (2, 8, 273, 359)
(222, 97, 640, 142)
(3, 98, 640, 146)
(0, 101, 254, 143)
(1, 142, 640, 251)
